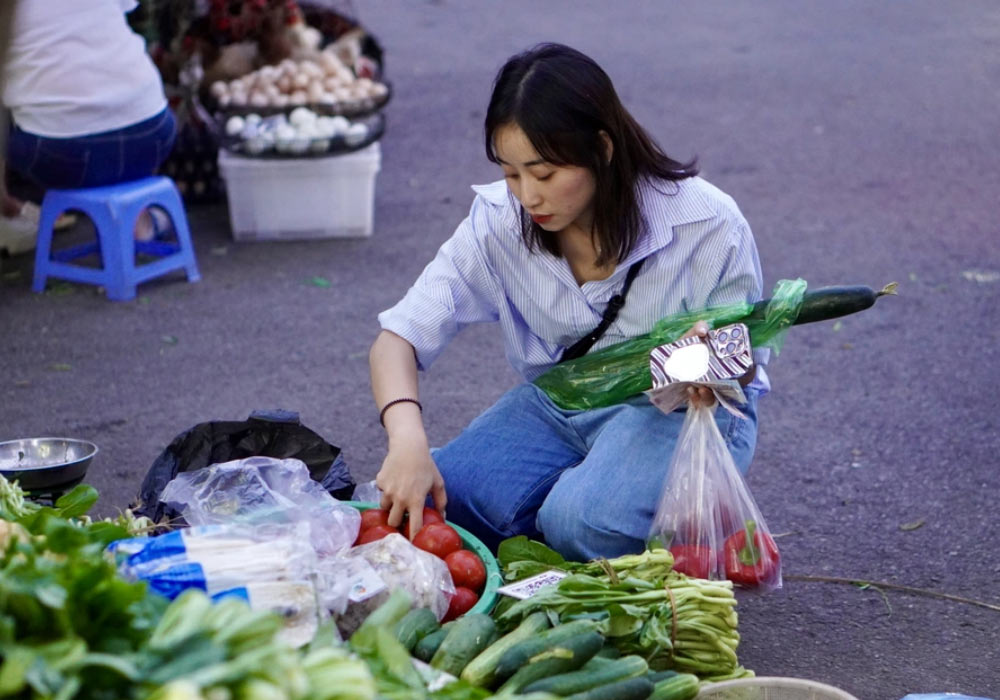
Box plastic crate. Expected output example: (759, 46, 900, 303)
(217, 142, 380, 241)
(697, 677, 859, 700)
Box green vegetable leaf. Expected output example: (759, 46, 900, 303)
(497, 536, 568, 574)
(0, 645, 35, 695)
(54, 484, 99, 519)
(899, 519, 925, 532)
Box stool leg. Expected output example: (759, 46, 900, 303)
(97, 201, 136, 301)
(31, 196, 63, 293)
(159, 186, 201, 283)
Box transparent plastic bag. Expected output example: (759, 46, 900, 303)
(352, 479, 383, 504)
(335, 533, 455, 636)
(534, 279, 806, 410)
(650, 403, 782, 591)
(161, 456, 361, 556)
(115, 522, 318, 595)
(112, 522, 324, 646)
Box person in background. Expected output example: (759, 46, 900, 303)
(369, 43, 766, 560)
(0, 0, 176, 242)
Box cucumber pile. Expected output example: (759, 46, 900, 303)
(382, 599, 701, 700)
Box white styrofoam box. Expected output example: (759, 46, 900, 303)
(218, 142, 381, 241)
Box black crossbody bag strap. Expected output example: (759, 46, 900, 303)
(559, 258, 645, 363)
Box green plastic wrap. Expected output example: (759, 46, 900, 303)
(533, 279, 808, 410)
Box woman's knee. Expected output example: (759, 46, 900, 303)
(536, 482, 646, 561)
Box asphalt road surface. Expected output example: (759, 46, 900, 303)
(2, 2, 998, 698)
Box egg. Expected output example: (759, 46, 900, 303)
(210, 81, 229, 99)
(292, 72, 310, 89)
(307, 82, 325, 103)
(370, 83, 389, 99)
(239, 122, 259, 140)
(225, 116, 245, 136)
(249, 91, 269, 108)
(245, 113, 262, 126)
(271, 94, 289, 108)
(315, 117, 336, 138)
(344, 122, 369, 146)
(319, 52, 342, 75)
(329, 116, 350, 136)
(287, 136, 310, 155)
(289, 107, 317, 128)
(300, 60, 322, 79)
(289, 91, 308, 106)
(244, 136, 268, 155)
(276, 74, 293, 93)
(280, 58, 297, 74)
(229, 92, 248, 107)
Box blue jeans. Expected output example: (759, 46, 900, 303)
(433, 383, 759, 561)
(6, 108, 176, 201)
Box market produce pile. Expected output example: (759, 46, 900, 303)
(2, 473, 752, 700)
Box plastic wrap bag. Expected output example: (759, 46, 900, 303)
(133, 409, 354, 524)
(334, 533, 455, 636)
(110, 523, 323, 646)
(161, 456, 361, 556)
(534, 279, 806, 410)
(649, 403, 782, 591)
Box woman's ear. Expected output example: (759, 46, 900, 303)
(599, 130, 614, 165)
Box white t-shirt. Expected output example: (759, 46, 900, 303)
(2, 0, 167, 138)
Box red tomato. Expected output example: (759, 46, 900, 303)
(355, 524, 398, 546)
(400, 507, 445, 538)
(443, 586, 479, 621)
(360, 509, 391, 532)
(412, 522, 463, 559)
(445, 549, 487, 592)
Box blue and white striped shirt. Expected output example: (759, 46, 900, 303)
(378, 175, 770, 394)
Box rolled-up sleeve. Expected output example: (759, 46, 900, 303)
(692, 216, 772, 389)
(377, 197, 501, 371)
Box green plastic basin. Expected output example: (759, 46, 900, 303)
(346, 501, 503, 616)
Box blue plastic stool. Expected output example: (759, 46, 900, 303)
(32, 176, 200, 301)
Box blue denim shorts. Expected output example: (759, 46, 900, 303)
(6, 108, 176, 199)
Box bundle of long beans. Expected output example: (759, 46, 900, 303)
(495, 545, 752, 681)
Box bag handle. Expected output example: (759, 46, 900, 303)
(559, 258, 645, 363)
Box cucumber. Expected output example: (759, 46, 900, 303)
(430, 613, 498, 677)
(522, 654, 649, 695)
(460, 611, 550, 687)
(594, 646, 621, 660)
(565, 676, 654, 700)
(495, 630, 605, 695)
(413, 624, 452, 663)
(748, 282, 897, 327)
(493, 619, 600, 682)
(649, 672, 700, 700)
(392, 608, 440, 652)
(646, 671, 681, 684)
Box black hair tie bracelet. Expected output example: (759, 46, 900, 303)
(379, 398, 423, 427)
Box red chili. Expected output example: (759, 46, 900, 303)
(669, 544, 716, 579)
(723, 520, 780, 587)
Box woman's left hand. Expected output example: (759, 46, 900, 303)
(680, 320, 716, 409)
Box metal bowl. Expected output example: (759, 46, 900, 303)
(0, 437, 98, 492)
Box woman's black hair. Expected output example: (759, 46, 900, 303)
(485, 43, 698, 267)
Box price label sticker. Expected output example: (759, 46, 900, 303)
(497, 570, 568, 600)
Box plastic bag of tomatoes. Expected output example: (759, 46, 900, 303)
(353, 506, 490, 622)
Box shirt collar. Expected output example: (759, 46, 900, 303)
(471, 176, 718, 271)
(623, 177, 717, 265)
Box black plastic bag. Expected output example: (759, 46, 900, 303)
(133, 409, 354, 523)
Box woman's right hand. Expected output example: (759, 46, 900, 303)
(375, 432, 447, 540)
